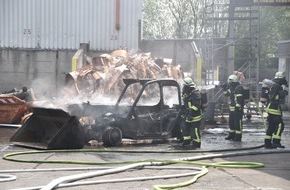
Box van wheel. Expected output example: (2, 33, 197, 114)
(102, 126, 122, 147)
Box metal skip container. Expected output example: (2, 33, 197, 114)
(10, 107, 85, 149)
(0, 96, 30, 124)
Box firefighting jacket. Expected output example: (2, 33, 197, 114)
(266, 82, 285, 116)
(223, 82, 244, 111)
(182, 89, 202, 122)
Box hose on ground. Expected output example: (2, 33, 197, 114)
(0, 174, 17, 182)
(153, 166, 208, 190)
(4, 147, 290, 190)
(2, 144, 265, 165)
(10, 165, 206, 190)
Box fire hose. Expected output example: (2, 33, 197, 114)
(2, 146, 290, 190)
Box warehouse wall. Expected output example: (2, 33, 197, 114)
(0, 49, 75, 99)
(0, 0, 142, 51)
(0, 0, 143, 99)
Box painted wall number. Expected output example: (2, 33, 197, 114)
(111, 35, 118, 40)
(23, 29, 32, 35)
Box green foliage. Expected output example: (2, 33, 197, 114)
(259, 7, 290, 67)
(143, 0, 205, 39)
(143, 0, 290, 68)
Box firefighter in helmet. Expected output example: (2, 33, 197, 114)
(180, 77, 203, 148)
(264, 71, 288, 148)
(223, 74, 245, 141)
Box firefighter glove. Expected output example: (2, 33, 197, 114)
(221, 83, 228, 91)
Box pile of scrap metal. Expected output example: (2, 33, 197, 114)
(64, 50, 184, 98)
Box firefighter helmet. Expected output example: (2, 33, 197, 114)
(227, 74, 238, 83)
(183, 77, 196, 87)
(274, 71, 286, 79)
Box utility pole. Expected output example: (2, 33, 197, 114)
(227, 0, 235, 77)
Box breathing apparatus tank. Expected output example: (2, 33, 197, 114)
(243, 85, 250, 103)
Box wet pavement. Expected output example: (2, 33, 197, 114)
(1, 111, 290, 190)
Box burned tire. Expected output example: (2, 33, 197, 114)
(102, 126, 122, 147)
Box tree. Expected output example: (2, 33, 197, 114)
(143, 0, 174, 39)
(143, 0, 290, 69)
(143, 0, 206, 39)
(259, 6, 290, 67)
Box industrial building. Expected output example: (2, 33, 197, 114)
(1, 0, 290, 108)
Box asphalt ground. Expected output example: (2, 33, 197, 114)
(1, 111, 290, 190)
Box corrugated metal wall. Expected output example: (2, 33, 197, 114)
(0, 0, 142, 50)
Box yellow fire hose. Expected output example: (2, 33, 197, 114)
(4, 146, 287, 190)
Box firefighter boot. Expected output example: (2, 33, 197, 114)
(264, 139, 275, 149)
(225, 132, 235, 140)
(190, 141, 201, 148)
(181, 140, 191, 147)
(272, 139, 285, 148)
(233, 134, 242, 142)
(177, 137, 184, 143)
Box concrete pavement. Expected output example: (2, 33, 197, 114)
(1, 111, 290, 190)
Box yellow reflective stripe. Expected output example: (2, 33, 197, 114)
(235, 94, 243, 97)
(184, 136, 191, 140)
(229, 106, 235, 111)
(193, 128, 201, 143)
(266, 108, 281, 115)
(265, 135, 272, 139)
(266, 104, 281, 115)
(273, 123, 282, 139)
(272, 135, 281, 139)
(235, 131, 242, 134)
(236, 104, 241, 107)
(229, 130, 235, 133)
(188, 102, 198, 111)
(186, 115, 202, 122)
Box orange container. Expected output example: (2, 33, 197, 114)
(0, 96, 30, 124)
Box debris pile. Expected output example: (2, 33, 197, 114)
(64, 50, 184, 99)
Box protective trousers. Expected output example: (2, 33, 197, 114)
(233, 110, 243, 141)
(226, 110, 235, 140)
(181, 120, 201, 148)
(265, 114, 285, 148)
(226, 110, 243, 141)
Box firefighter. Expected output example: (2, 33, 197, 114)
(180, 77, 203, 148)
(264, 71, 288, 149)
(222, 74, 245, 141)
